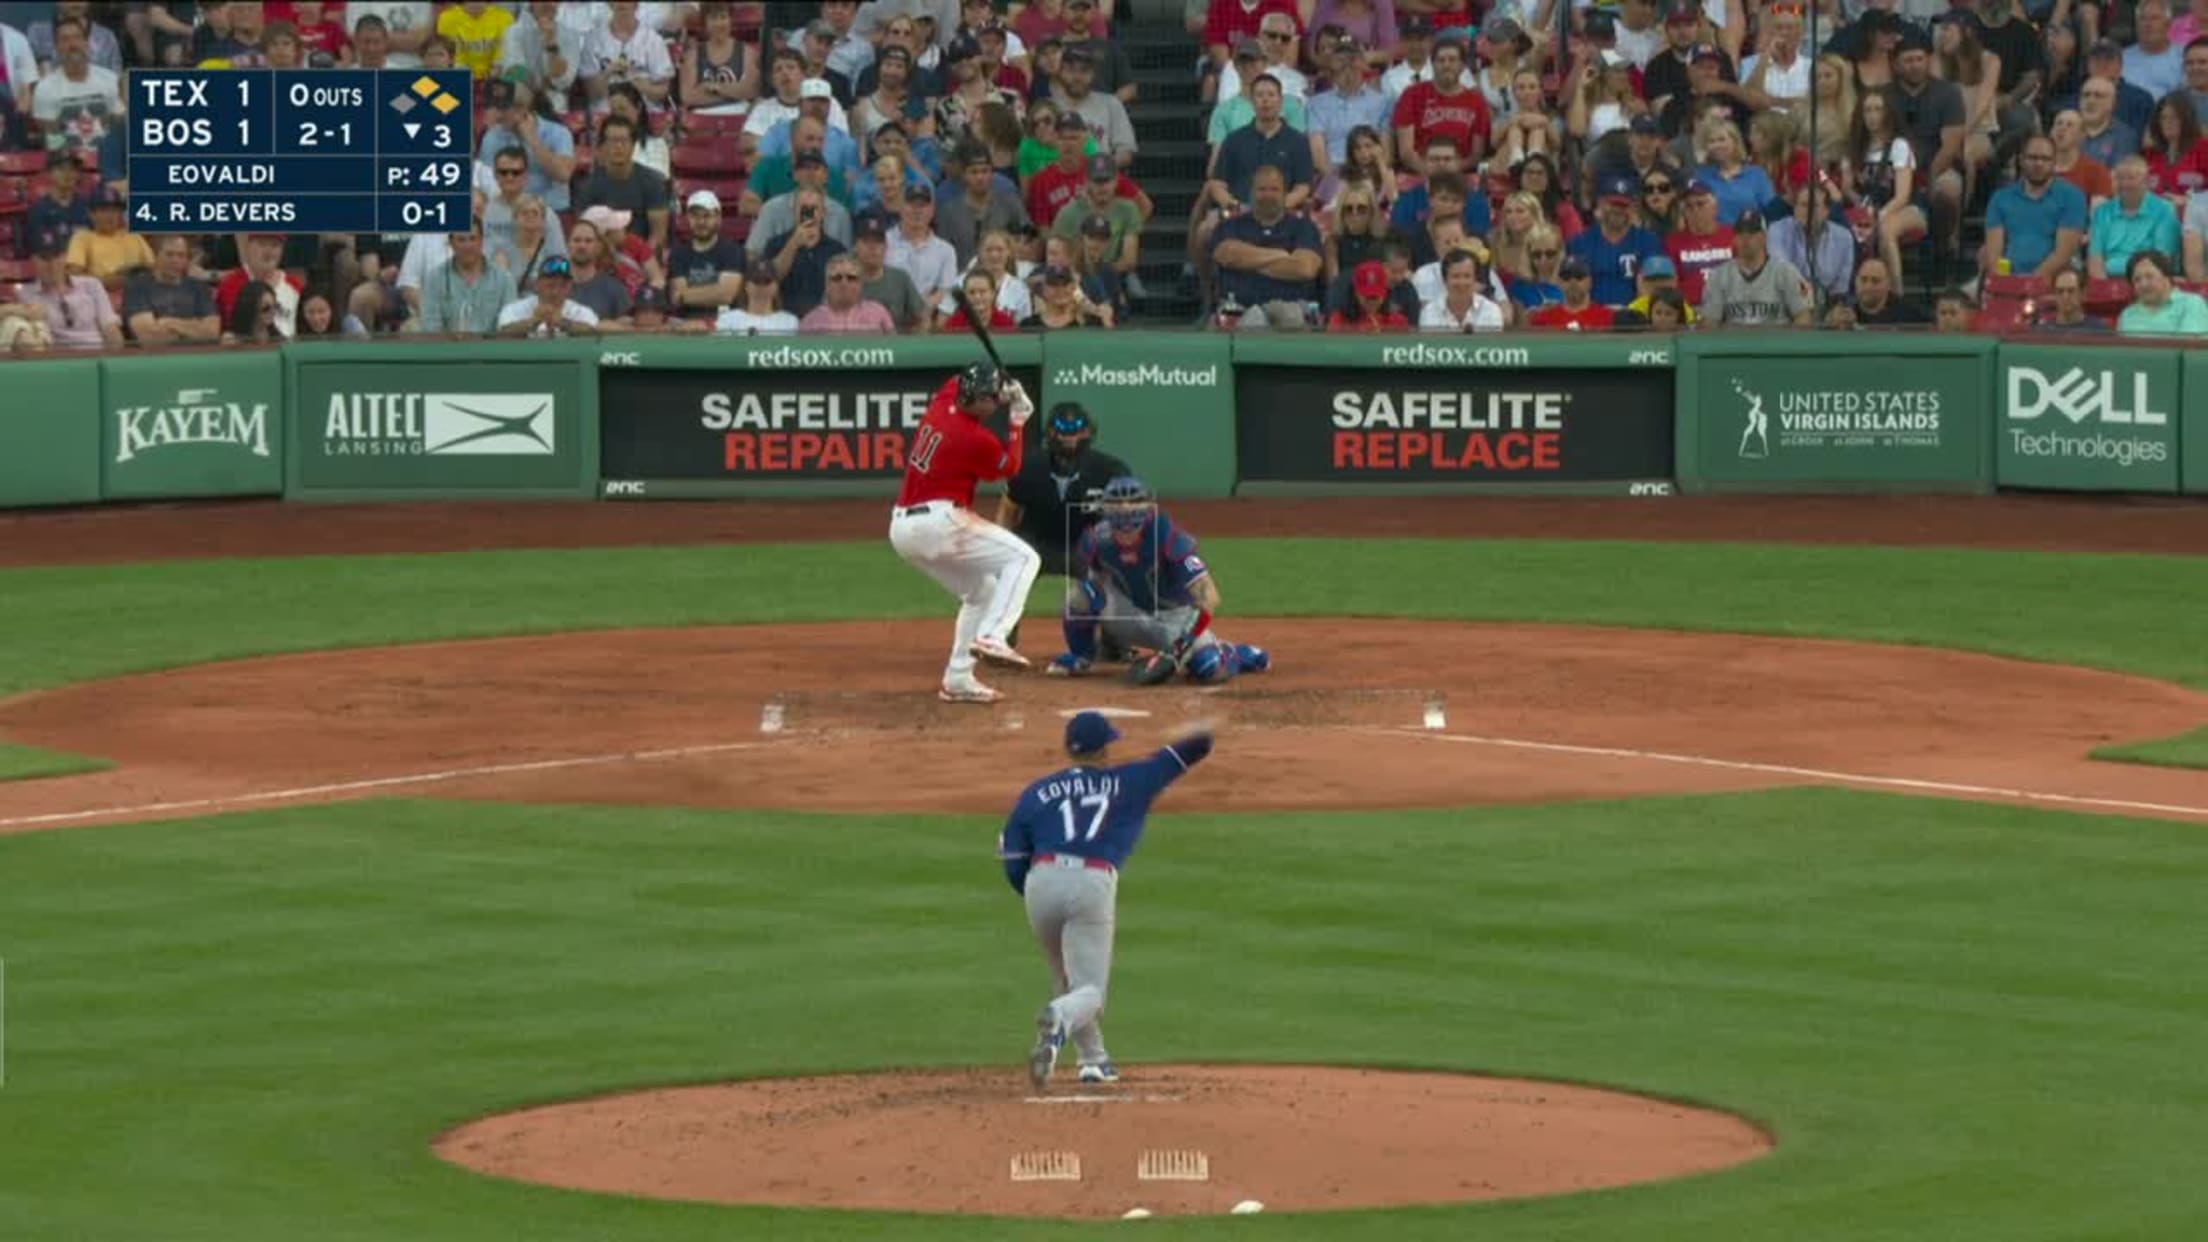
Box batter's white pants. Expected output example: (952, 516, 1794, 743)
(888, 502, 1042, 684)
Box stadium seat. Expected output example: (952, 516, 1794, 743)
(0, 178, 27, 213)
(1983, 273, 2048, 300)
(2084, 277, 2134, 316)
(1976, 296, 2032, 332)
(0, 215, 20, 259)
(0, 257, 35, 282)
(0, 150, 43, 175)
(671, 137, 745, 176)
(681, 110, 750, 140)
(2177, 280, 2208, 298)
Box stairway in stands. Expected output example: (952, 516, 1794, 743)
(1117, 5, 1209, 324)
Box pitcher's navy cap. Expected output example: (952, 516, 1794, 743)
(1065, 710, 1122, 757)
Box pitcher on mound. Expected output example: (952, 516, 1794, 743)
(890, 361, 1044, 704)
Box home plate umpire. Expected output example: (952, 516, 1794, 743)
(995, 403, 1133, 656)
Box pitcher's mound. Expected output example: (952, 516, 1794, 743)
(434, 1064, 1772, 1219)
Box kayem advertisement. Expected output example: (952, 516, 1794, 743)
(1233, 367, 1673, 487)
(600, 367, 1039, 491)
(1998, 347, 2179, 493)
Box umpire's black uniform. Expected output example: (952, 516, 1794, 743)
(1004, 447, 1134, 577)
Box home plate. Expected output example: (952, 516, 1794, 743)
(1056, 706, 1151, 719)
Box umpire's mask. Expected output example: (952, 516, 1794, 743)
(1047, 404, 1094, 471)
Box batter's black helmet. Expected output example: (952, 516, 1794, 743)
(957, 361, 1005, 405)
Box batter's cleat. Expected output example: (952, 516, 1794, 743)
(1029, 1006, 1066, 1092)
(1078, 1062, 1120, 1084)
(1045, 653, 1092, 677)
(939, 678, 1002, 704)
(971, 636, 1031, 670)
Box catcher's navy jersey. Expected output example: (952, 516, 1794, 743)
(998, 735, 1216, 889)
(1074, 515, 1208, 614)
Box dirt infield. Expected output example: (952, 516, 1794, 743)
(433, 1065, 1771, 1219)
(1, 492, 2205, 566)
(2, 618, 2204, 833)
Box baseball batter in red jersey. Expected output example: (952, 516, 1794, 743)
(1390, 34, 1490, 171)
(891, 362, 1044, 704)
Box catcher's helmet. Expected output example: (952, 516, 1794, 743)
(957, 361, 1005, 405)
(1099, 475, 1153, 532)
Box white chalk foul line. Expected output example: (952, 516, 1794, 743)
(0, 740, 778, 830)
(1379, 729, 2208, 820)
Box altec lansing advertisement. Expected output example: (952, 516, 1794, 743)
(1999, 348, 2180, 493)
(1233, 367, 1674, 487)
(292, 361, 583, 492)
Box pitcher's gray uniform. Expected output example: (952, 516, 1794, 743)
(997, 711, 1217, 1090)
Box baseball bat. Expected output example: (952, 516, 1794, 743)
(951, 286, 1007, 374)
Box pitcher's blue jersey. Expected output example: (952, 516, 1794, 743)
(998, 734, 1215, 892)
(1074, 514, 1209, 614)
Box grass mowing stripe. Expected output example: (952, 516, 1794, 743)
(2092, 724, 2208, 771)
(3, 789, 2208, 1240)
(0, 540, 2203, 699)
(0, 743, 109, 782)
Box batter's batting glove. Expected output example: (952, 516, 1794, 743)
(1006, 381, 1035, 427)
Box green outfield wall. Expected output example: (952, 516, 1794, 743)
(0, 332, 2201, 509)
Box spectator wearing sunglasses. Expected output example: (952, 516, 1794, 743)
(1506, 223, 1568, 310)
(1527, 256, 1618, 328)
(1634, 169, 1684, 232)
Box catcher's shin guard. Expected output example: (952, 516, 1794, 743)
(1062, 579, 1104, 661)
(1235, 643, 1271, 673)
(1182, 641, 1241, 684)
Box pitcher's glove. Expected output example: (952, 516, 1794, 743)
(1125, 651, 1180, 686)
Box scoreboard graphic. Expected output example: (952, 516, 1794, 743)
(127, 69, 475, 234)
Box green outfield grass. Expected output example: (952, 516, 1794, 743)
(2094, 725, 2208, 771)
(0, 744, 109, 783)
(0, 540, 2203, 700)
(2, 789, 2206, 1240)
(0, 537, 2204, 1238)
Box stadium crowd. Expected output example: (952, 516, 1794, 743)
(4, 0, 2208, 352)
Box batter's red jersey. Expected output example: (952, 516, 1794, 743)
(895, 376, 1025, 509)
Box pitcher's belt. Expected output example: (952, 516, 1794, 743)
(1034, 853, 1115, 873)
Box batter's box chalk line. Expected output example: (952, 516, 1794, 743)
(758, 689, 1446, 735)
(1138, 1149, 1211, 1182)
(1010, 1150, 1082, 1182)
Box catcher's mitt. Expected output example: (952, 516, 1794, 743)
(1124, 651, 1179, 686)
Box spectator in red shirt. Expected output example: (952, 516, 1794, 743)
(1206, 0, 1303, 78)
(2142, 93, 2208, 197)
(1391, 32, 1490, 172)
(1528, 256, 1618, 329)
(288, 0, 350, 64)
(1026, 117, 1096, 227)
(1326, 260, 1411, 330)
(943, 270, 1022, 330)
(1664, 179, 1735, 305)
(215, 234, 306, 336)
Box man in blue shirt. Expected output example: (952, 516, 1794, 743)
(1983, 133, 2087, 279)
(2088, 154, 2183, 281)
(1211, 163, 1325, 327)
(1001, 710, 1218, 1091)
(1568, 174, 1666, 305)
(1305, 33, 1393, 168)
(1389, 135, 1493, 243)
